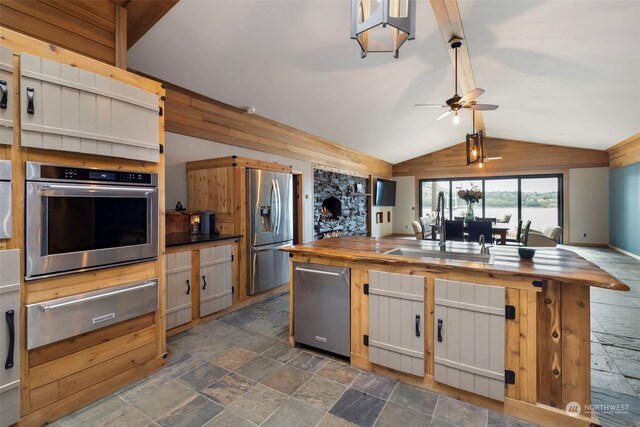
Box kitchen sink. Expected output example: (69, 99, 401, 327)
(385, 247, 495, 265)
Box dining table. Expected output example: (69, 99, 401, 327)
(429, 223, 511, 245)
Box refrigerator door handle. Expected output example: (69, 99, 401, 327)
(269, 179, 277, 234)
(274, 178, 281, 236)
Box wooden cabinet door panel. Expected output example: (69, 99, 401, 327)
(0, 249, 20, 427)
(19, 53, 159, 162)
(434, 279, 505, 401)
(0, 47, 13, 146)
(369, 271, 424, 377)
(165, 251, 192, 330)
(200, 245, 232, 317)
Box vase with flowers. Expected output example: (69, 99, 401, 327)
(457, 185, 484, 225)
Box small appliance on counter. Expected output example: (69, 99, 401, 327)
(200, 210, 219, 235)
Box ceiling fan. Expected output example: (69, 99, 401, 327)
(415, 38, 499, 123)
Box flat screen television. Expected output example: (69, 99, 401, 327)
(374, 178, 397, 206)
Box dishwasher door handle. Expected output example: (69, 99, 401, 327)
(295, 266, 343, 277)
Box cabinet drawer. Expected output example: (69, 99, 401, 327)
(27, 279, 158, 349)
(0, 284, 19, 388)
(0, 249, 19, 288)
(0, 381, 20, 427)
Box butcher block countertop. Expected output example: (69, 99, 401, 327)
(282, 237, 629, 291)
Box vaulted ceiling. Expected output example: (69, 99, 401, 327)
(128, 0, 640, 164)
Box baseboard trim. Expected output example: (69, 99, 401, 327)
(566, 242, 609, 248)
(609, 244, 640, 261)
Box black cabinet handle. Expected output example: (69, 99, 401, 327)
(415, 315, 421, 337)
(186, 279, 190, 295)
(5, 310, 15, 369)
(437, 319, 443, 342)
(26, 87, 35, 114)
(0, 80, 7, 110)
(202, 275, 207, 290)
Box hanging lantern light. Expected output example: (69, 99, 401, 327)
(466, 111, 485, 167)
(351, 0, 416, 58)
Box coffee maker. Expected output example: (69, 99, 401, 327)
(199, 211, 218, 235)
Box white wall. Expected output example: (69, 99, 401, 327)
(392, 176, 416, 235)
(569, 167, 609, 244)
(371, 206, 393, 238)
(165, 132, 314, 243)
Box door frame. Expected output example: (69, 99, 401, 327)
(292, 171, 303, 244)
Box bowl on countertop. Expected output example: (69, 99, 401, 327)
(518, 247, 536, 260)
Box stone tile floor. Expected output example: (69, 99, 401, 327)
(566, 246, 640, 427)
(54, 246, 640, 427)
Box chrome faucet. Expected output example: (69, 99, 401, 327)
(479, 235, 490, 255)
(436, 191, 446, 252)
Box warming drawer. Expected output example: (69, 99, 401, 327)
(26, 279, 158, 350)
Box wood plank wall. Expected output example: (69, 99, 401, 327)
(392, 138, 610, 178)
(608, 132, 640, 169)
(0, 0, 118, 65)
(0, 0, 179, 66)
(157, 81, 393, 178)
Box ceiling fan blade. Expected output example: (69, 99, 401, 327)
(460, 88, 485, 104)
(466, 103, 499, 111)
(435, 110, 453, 121)
(414, 104, 449, 108)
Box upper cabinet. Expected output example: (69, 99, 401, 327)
(0, 46, 13, 146)
(20, 53, 160, 162)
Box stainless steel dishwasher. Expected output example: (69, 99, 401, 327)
(293, 262, 350, 357)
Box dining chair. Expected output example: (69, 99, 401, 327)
(454, 216, 465, 221)
(468, 220, 493, 243)
(444, 220, 465, 241)
(505, 219, 523, 245)
(411, 221, 425, 240)
(520, 220, 532, 246)
(476, 217, 497, 223)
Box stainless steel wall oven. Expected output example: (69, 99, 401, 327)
(25, 162, 158, 279)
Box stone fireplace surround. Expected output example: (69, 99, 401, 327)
(314, 169, 369, 240)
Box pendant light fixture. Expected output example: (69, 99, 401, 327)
(351, 0, 416, 58)
(466, 110, 484, 167)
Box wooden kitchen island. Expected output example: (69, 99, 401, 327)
(283, 237, 628, 427)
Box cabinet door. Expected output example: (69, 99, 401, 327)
(434, 279, 505, 401)
(20, 53, 160, 162)
(165, 251, 193, 330)
(0, 47, 13, 146)
(200, 245, 233, 317)
(0, 249, 20, 427)
(369, 271, 424, 377)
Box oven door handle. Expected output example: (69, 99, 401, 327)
(37, 183, 157, 196)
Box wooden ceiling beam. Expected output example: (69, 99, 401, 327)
(430, 0, 486, 132)
(125, 0, 178, 48)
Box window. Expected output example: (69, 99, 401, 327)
(418, 174, 562, 236)
(420, 180, 449, 220)
(452, 179, 482, 219)
(521, 177, 561, 231)
(484, 179, 518, 233)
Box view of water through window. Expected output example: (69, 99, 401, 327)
(420, 175, 562, 236)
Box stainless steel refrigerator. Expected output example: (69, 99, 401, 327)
(247, 169, 293, 295)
